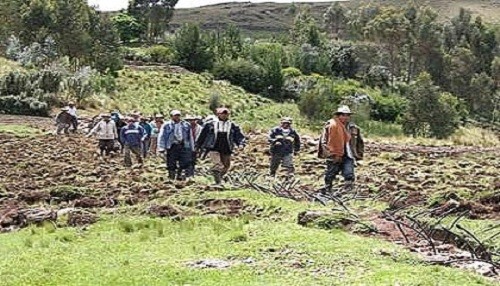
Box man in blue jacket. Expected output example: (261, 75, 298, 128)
(196, 108, 246, 186)
(120, 117, 146, 167)
(158, 110, 194, 180)
(268, 117, 301, 178)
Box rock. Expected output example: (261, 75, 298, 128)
(186, 259, 231, 269)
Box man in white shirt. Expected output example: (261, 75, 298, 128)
(87, 113, 118, 156)
(68, 101, 78, 132)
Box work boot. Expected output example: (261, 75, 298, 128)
(168, 171, 176, 181)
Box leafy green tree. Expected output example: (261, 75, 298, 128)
(209, 25, 244, 61)
(0, 0, 22, 45)
(444, 47, 476, 100)
(469, 72, 495, 117)
(323, 2, 347, 39)
(250, 43, 285, 100)
(402, 73, 461, 138)
(128, 0, 178, 42)
(329, 43, 359, 79)
(492, 57, 500, 89)
(174, 24, 214, 72)
(87, 12, 123, 74)
(364, 7, 409, 84)
(291, 6, 322, 47)
(111, 13, 143, 43)
(213, 59, 266, 94)
(19, 0, 56, 44)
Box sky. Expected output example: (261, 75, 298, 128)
(87, 0, 334, 11)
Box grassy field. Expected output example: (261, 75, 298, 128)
(0, 190, 494, 286)
(0, 124, 42, 137)
(170, 0, 500, 37)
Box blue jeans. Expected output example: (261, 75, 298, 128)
(324, 156, 355, 190)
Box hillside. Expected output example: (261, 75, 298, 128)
(170, 0, 500, 36)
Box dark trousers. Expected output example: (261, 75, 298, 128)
(124, 145, 143, 167)
(186, 151, 197, 177)
(270, 153, 294, 176)
(166, 143, 191, 180)
(142, 138, 150, 158)
(98, 139, 114, 156)
(71, 116, 78, 132)
(324, 156, 355, 190)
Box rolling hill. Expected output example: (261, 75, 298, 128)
(170, 0, 500, 36)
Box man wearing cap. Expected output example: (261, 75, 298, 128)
(68, 102, 78, 132)
(158, 110, 194, 180)
(55, 107, 73, 135)
(185, 115, 203, 177)
(149, 114, 164, 156)
(196, 108, 246, 186)
(86, 113, 118, 156)
(120, 117, 146, 167)
(268, 117, 301, 178)
(319, 105, 363, 193)
(139, 117, 153, 158)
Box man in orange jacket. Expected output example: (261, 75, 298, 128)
(319, 105, 358, 193)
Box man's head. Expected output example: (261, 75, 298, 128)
(185, 115, 198, 126)
(170, 110, 181, 122)
(101, 113, 111, 122)
(126, 117, 135, 125)
(216, 108, 230, 121)
(155, 114, 164, 123)
(68, 101, 75, 107)
(334, 105, 353, 124)
(280, 117, 292, 129)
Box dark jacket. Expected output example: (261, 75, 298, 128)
(120, 124, 145, 147)
(139, 122, 152, 139)
(268, 126, 301, 155)
(196, 119, 245, 153)
(56, 111, 73, 125)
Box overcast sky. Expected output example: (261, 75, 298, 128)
(87, 0, 334, 11)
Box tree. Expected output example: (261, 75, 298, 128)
(0, 0, 22, 46)
(364, 7, 409, 84)
(444, 47, 476, 100)
(492, 57, 500, 89)
(469, 72, 495, 117)
(329, 43, 359, 79)
(87, 12, 123, 74)
(111, 13, 143, 43)
(323, 2, 347, 39)
(402, 73, 461, 138)
(174, 24, 214, 72)
(291, 6, 322, 47)
(128, 0, 178, 42)
(209, 25, 244, 61)
(19, 0, 56, 44)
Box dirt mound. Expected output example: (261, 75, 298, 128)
(146, 204, 182, 220)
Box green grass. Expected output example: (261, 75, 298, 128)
(0, 190, 494, 286)
(0, 124, 41, 137)
(0, 57, 23, 76)
(97, 68, 306, 131)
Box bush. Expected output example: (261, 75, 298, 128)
(370, 92, 407, 122)
(0, 95, 50, 116)
(213, 59, 266, 94)
(282, 67, 303, 78)
(402, 73, 461, 139)
(148, 45, 174, 63)
(364, 65, 391, 88)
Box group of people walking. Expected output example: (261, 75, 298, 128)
(58, 103, 364, 191)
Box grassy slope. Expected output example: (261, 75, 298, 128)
(0, 57, 23, 76)
(171, 0, 500, 37)
(99, 68, 305, 131)
(0, 190, 493, 286)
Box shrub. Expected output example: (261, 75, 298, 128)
(282, 67, 303, 78)
(148, 45, 174, 63)
(364, 65, 391, 88)
(402, 73, 461, 139)
(370, 92, 407, 122)
(213, 59, 266, 94)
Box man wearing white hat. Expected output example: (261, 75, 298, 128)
(158, 110, 195, 180)
(319, 105, 363, 193)
(268, 117, 301, 178)
(86, 113, 118, 156)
